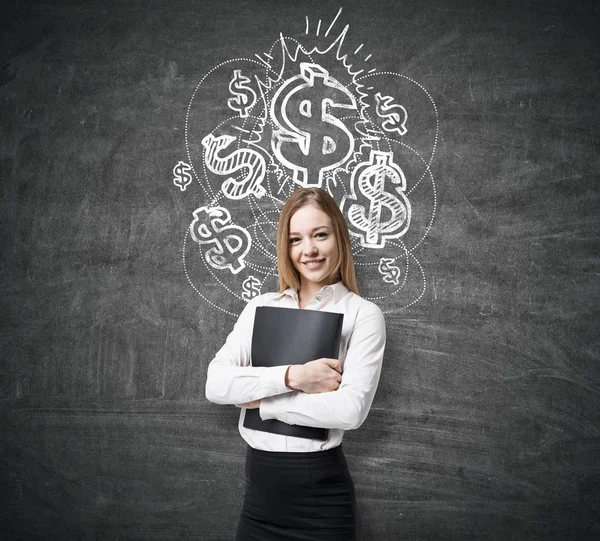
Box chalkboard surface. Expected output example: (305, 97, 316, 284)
(1, 0, 598, 540)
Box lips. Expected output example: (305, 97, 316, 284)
(302, 258, 325, 268)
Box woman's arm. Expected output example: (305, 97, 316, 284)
(206, 296, 345, 406)
(205, 297, 292, 405)
(259, 302, 386, 430)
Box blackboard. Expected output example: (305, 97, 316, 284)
(1, 0, 598, 539)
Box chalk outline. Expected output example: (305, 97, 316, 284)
(180, 9, 439, 314)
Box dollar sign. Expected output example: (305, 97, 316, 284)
(228, 70, 257, 118)
(374, 92, 408, 136)
(202, 134, 266, 199)
(190, 206, 251, 274)
(344, 150, 411, 249)
(173, 160, 193, 191)
(378, 257, 401, 285)
(270, 63, 357, 187)
(241, 275, 261, 301)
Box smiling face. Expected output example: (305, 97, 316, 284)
(288, 204, 340, 297)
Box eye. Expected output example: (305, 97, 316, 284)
(289, 237, 300, 244)
(315, 232, 328, 238)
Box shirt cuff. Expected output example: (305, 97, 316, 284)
(259, 365, 292, 398)
(259, 392, 291, 422)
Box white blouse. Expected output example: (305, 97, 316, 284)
(205, 281, 386, 452)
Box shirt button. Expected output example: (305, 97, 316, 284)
(316, 294, 321, 301)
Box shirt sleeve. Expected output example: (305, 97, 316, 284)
(205, 296, 292, 405)
(259, 301, 386, 431)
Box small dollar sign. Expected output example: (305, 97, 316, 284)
(202, 134, 266, 199)
(173, 160, 193, 191)
(228, 70, 257, 118)
(270, 63, 357, 187)
(241, 275, 261, 301)
(378, 258, 401, 285)
(344, 150, 411, 249)
(374, 93, 408, 136)
(190, 206, 251, 274)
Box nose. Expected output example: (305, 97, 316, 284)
(303, 239, 317, 255)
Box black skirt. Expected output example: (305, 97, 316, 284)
(236, 445, 358, 541)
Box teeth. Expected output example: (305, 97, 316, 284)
(305, 260, 323, 267)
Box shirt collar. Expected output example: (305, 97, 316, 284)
(279, 280, 349, 305)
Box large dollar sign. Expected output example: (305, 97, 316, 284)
(190, 206, 251, 274)
(270, 63, 357, 187)
(228, 70, 257, 118)
(344, 150, 411, 249)
(202, 134, 266, 199)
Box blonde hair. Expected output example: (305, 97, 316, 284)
(277, 188, 359, 295)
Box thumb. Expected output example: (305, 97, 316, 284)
(321, 358, 341, 372)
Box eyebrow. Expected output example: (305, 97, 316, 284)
(288, 225, 331, 236)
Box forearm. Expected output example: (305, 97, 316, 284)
(205, 363, 291, 405)
(260, 385, 373, 431)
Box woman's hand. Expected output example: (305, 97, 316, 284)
(285, 359, 342, 393)
(235, 400, 261, 409)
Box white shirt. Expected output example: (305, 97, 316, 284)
(205, 281, 386, 452)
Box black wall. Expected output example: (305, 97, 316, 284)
(1, 0, 599, 539)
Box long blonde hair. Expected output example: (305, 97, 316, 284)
(277, 188, 359, 295)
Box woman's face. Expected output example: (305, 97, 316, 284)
(288, 204, 339, 291)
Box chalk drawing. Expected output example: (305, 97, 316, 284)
(374, 92, 408, 136)
(342, 149, 411, 248)
(202, 134, 267, 199)
(270, 62, 357, 188)
(228, 69, 257, 118)
(176, 7, 439, 314)
(173, 160, 193, 191)
(190, 206, 252, 274)
(378, 257, 401, 285)
(242, 275, 262, 300)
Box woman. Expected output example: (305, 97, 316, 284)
(205, 187, 386, 541)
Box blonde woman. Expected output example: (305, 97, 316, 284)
(206, 187, 386, 540)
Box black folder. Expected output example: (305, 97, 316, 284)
(243, 306, 344, 440)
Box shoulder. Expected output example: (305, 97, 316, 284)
(340, 293, 386, 348)
(347, 292, 384, 316)
(343, 292, 385, 328)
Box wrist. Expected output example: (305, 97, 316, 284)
(285, 365, 302, 390)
